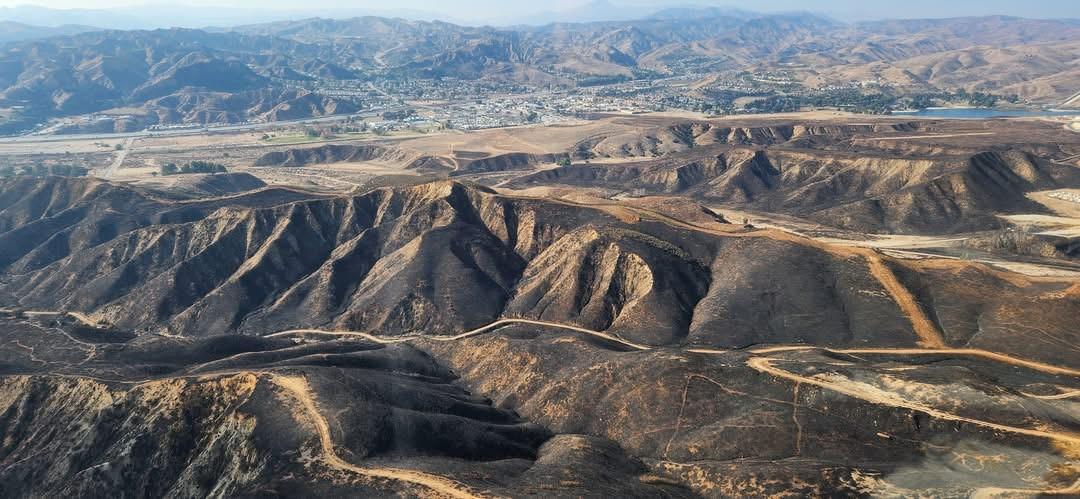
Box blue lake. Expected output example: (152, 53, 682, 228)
(892, 108, 1079, 119)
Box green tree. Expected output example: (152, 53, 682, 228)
(160, 163, 179, 176)
(181, 161, 228, 174)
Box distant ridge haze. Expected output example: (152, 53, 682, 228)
(0, 1, 1076, 30)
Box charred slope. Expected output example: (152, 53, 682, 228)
(132, 172, 267, 200)
(809, 150, 1071, 233)
(4, 179, 721, 342)
(252, 144, 564, 175)
(424, 325, 1080, 498)
(0, 176, 323, 273)
(1, 177, 1077, 497)
(451, 152, 570, 175)
(505, 226, 710, 345)
(0, 319, 682, 498)
(253, 143, 425, 168)
(572, 122, 920, 159)
(513, 147, 1079, 234)
(3, 177, 1074, 366)
(0, 177, 912, 346)
(889, 261, 1080, 368)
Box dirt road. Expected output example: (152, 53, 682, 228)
(266, 318, 652, 351)
(101, 137, 134, 178)
(749, 345, 1080, 377)
(270, 375, 487, 499)
(746, 356, 1080, 445)
(10, 307, 1080, 494)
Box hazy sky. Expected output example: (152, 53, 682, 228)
(1, 0, 1078, 23)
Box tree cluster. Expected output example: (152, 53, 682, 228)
(740, 88, 1021, 115)
(0, 164, 88, 178)
(160, 161, 228, 176)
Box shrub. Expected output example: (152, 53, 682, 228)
(161, 161, 226, 176)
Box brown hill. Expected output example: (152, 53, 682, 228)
(0, 176, 1077, 497)
(1, 177, 1074, 362)
(510, 121, 1080, 234)
(253, 143, 425, 168)
(0, 323, 681, 497)
(253, 143, 569, 175)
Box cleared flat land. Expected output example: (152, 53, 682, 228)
(400, 119, 612, 155)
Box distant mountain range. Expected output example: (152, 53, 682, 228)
(0, 10, 1076, 133)
(0, 5, 460, 31)
(0, 20, 98, 43)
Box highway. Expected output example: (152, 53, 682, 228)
(1062, 90, 1080, 109)
(0, 106, 408, 145)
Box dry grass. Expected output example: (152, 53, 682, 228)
(400, 118, 621, 155)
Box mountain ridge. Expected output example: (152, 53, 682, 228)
(1, 176, 1075, 368)
(1, 13, 1077, 133)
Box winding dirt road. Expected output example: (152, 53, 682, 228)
(8, 308, 1080, 495)
(5, 188, 1079, 494)
(1021, 389, 1080, 400)
(746, 357, 1080, 445)
(266, 318, 652, 351)
(750, 345, 1080, 378)
(263, 318, 1080, 445)
(15, 367, 488, 498)
(270, 375, 487, 499)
